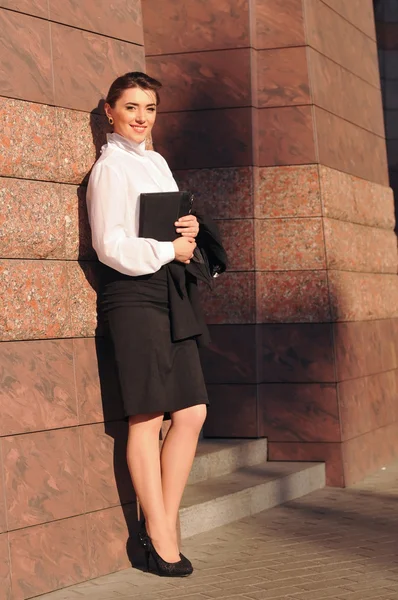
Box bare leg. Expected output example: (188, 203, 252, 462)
(160, 404, 207, 534)
(127, 413, 180, 562)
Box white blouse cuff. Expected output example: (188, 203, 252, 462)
(159, 241, 175, 265)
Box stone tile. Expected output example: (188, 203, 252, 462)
(147, 49, 251, 113)
(49, 0, 143, 44)
(74, 337, 124, 425)
(258, 106, 316, 166)
(315, 108, 389, 186)
(0, 533, 11, 600)
(308, 49, 384, 137)
(0, 178, 67, 259)
(56, 108, 109, 185)
(304, 0, 380, 87)
(204, 384, 258, 437)
(0, 97, 58, 181)
(0, 445, 5, 534)
(328, 271, 398, 321)
(268, 440, 344, 486)
(257, 47, 310, 108)
(200, 324, 257, 384)
(217, 219, 254, 271)
(338, 370, 398, 442)
(254, 0, 305, 49)
(0, 259, 71, 342)
(342, 421, 398, 485)
(174, 167, 254, 220)
(255, 218, 326, 271)
(259, 382, 340, 442)
(9, 515, 90, 598)
(143, 0, 250, 55)
(3, 428, 84, 530)
(257, 323, 335, 383)
(155, 108, 253, 170)
(51, 23, 145, 113)
(199, 272, 256, 324)
(319, 166, 395, 229)
(62, 183, 96, 261)
(255, 165, 321, 218)
(0, 0, 48, 18)
(334, 319, 398, 381)
(86, 504, 138, 579)
(80, 421, 135, 513)
(322, 0, 376, 39)
(324, 219, 397, 273)
(256, 271, 330, 323)
(66, 261, 100, 338)
(0, 339, 78, 437)
(0, 9, 53, 104)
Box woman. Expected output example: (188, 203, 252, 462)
(86, 72, 210, 577)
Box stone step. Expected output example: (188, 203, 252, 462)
(180, 461, 325, 539)
(188, 438, 268, 485)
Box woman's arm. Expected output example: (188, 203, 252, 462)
(86, 162, 175, 276)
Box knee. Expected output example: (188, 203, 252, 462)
(174, 404, 207, 434)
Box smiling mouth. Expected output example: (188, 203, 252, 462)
(130, 124, 146, 132)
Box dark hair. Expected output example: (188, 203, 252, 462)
(105, 71, 162, 107)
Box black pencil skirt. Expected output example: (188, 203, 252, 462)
(100, 266, 208, 419)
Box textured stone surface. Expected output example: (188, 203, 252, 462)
(80, 422, 135, 513)
(315, 107, 389, 185)
(200, 324, 257, 384)
(0, 178, 64, 259)
(3, 428, 84, 530)
(338, 370, 398, 442)
(51, 23, 145, 112)
(143, 0, 250, 55)
(0, 339, 77, 437)
(49, 0, 143, 44)
(155, 108, 252, 170)
(257, 323, 335, 383)
(254, 0, 305, 49)
(255, 218, 326, 271)
(0, 534, 11, 600)
(63, 183, 96, 261)
(255, 165, 321, 218)
(259, 382, 340, 442)
(258, 106, 316, 166)
(328, 271, 398, 321)
(0, 453, 5, 533)
(324, 218, 397, 273)
(9, 515, 90, 599)
(174, 167, 254, 220)
(147, 49, 251, 113)
(256, 271, 331, 323)
(199, 272, 256, 324)
(0, 9, 53, 104)
(304, 0, 380, 87)
(334, 319, 398, 381)
(217, 219, 254, 271)
(319, 166, 395, 228)
(67, 261, 100, 338)
(257, 47, 310, 108)
(0, 260, 71, 342)
(321, 0, 376, 40)
(204, 384, 258, 437)
(308, 48, 385, 137)
(0, 97, 58, 181)
(0, 0, 48, 18)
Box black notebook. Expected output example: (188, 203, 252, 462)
(139, 191, 194, 241)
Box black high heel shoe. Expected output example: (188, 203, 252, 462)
(138, 522, 193, 577)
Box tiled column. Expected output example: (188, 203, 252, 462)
(0, 3, 144, 598)
(143, 0, 398, 487)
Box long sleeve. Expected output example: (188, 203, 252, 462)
(86, 162, 175, 276)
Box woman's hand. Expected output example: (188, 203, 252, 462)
(173, 237, 196, 264)
(175, 215, 199, 238)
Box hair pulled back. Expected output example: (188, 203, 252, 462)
(105, 71, 162, 108)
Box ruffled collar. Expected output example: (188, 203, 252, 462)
(106, 132, 146, 156)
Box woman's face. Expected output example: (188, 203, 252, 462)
(105, 86, 157, 145)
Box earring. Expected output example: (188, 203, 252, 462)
(108, 116, 114, 125)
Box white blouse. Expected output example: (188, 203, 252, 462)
(86, 132, 178, 276)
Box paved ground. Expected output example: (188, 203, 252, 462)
(38, 462, 398, 600)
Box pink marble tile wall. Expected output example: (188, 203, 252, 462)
(320, 0, 376, 40)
